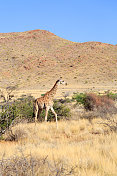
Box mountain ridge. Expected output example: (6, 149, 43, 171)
(0, 29, 117, 91)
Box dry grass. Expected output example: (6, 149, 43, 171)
(0, 117, 117, 175)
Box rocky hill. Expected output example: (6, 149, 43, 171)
(0, 29, 117, 92)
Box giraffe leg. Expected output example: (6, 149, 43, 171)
(50, 107, 58, 129)
(45, 107, 49, 122)
(37, 109, 42, 122)
(34, 104, 38, 123)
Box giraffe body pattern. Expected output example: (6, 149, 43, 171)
(33, 79, 66, 128)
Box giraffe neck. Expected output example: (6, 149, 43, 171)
(47, 81, 59, 98)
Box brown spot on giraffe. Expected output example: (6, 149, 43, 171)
(33, 79, 67, 128)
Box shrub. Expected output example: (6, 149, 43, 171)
(106, 91, 117, 100)
(0, 103, 20, 135)
(72, 93, 86, 105)
(4, 128, 27, 141)
(0, 154, 75, 176)
(0, 95, 34, 135)
(84, 93, 117, 115)
(16, 95, 34, 119)
(72, 92, 117, 118)
(84, 93, 101, 111)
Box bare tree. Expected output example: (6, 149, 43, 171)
(0, 85, 18, 102)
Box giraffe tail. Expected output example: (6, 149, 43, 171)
(33, 99, 37, 117)
(33, 99, 39, 122)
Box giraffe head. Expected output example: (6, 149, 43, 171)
(56, 79, 67, 85)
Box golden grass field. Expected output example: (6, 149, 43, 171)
(0, 117, 117, 175)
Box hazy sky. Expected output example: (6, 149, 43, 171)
(0, 0, 117, 44)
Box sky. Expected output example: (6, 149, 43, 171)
(0, 0, 117, 45)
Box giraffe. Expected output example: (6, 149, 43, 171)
(33, 79, 66, 128)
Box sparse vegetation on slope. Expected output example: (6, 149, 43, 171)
(0, 30, 117, 88)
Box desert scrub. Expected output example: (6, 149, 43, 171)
(0, 154, 76, 176)
(0, 95, 34, 135)
(72, 93, 117, 117)
(0, 103, 20, 135)
(72, 92, 86, 105)
(84, 93, 116, 112)
(106, 91, 117, 100)
(15, 95, 34, 119)
(0, 96, 71, 135)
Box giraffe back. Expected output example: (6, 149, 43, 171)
(35, 93, 54, 109)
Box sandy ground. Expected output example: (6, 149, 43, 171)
(12, 84, 117, 100)
(0, 83, 117, 103)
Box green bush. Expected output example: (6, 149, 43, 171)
(0, 103, 20, 134)
(106, 92, 117, 100)
(0, 95, 34, 135)
(72, 93, 86, 105)
(16, 95, 34, 119)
